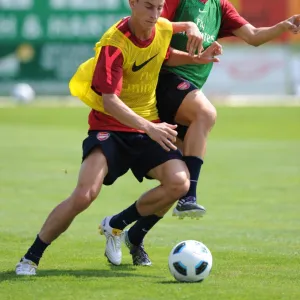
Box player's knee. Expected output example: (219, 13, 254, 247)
(197, 103, 217, 129)
(208, 105, 217, 128)
(166, 172, 190, 200)
(70, 187, 99, 213)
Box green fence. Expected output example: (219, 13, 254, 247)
(0, 0, 130, 95)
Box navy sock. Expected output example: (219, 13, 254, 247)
(183, 156, 203, 198)
(109, 201, 142, 230)
(24, 235, 50, 265)
(128, 215, 162, 246)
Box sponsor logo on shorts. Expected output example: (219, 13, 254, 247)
(97, 132, 110, 141)
(177, 81, 191, 90)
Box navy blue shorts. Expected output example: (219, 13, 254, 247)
(156, 70, 198, 140)
(82, 130, 182, 186)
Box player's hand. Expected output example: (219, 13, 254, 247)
(185, 22, 204, 56)
(192, 41, 223, 64)
(146, 123, 178, 152)
(283, 15, 300, 34)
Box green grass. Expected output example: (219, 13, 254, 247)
(0, 106, 299, 300)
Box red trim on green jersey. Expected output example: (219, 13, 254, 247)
(219, 0, 248, 38)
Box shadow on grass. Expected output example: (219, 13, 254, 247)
(0, 267, 162, 282)
(108, 263, 136, 271)
(158, 280, 201, 285)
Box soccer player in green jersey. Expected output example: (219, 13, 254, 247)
(107, 0, 300, 266)
(158, 0, 300, 219)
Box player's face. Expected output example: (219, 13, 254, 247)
(130, 0, 164, 30)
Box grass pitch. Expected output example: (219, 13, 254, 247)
(0, 105, 299, 300)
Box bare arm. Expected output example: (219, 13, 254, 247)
(233, 15, 300, 47)
(102, 94, 178, 151)
(234, 23, 287, 47)
(102, 93, 152, 132)
(172, 22, 196, 34)
(165, 42, 222, 67)
(172, 21, 204, 55)
(165, 49, 205, 66)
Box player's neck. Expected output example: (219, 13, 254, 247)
(128, 17, 153, 41)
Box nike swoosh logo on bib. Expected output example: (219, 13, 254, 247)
(132, 53, 159, 72)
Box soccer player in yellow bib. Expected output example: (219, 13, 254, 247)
(15, 0, 222, 274)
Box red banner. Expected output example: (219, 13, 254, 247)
(288, 0, 300, 42)
(239, 0, 288, 42)
(225, 0, 300, 43)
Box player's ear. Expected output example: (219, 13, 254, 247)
(128, 0, 136, 9)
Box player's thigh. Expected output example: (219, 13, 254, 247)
(156, 71, 197, 125)
(131, 134, 184, 183)
(175, 89, 213, 126)
(76, 147, 108, 199)
(82, 131, 132, 186)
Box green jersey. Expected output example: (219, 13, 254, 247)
(164, 0, 222, 89)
